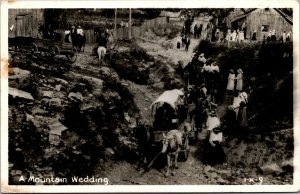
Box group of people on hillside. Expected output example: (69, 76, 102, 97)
(265, 30, 292, 42)
(179, 50, 249, 143)
(225, 29, 245, 42)
(224, 68, 249, 137)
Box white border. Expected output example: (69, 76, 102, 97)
(1, 0, 299, 193)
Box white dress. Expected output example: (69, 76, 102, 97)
(236, 73, 243, 91)
(226, 73, 236, 91)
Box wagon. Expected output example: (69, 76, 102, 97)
(150, 89, 190, 161)
(31, 37, 78, 63)
(9, 35, 77, 63)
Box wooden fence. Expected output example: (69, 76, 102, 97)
(74, 17, 168, 44)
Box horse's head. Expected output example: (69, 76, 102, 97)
(208, 127, 223, 147)
(161, 133, 176, 154)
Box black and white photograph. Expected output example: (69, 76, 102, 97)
(1, 0, 300, 192)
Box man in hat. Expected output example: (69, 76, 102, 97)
(70, 25, 77, 42)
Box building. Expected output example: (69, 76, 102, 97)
(8, 9, 44, 38)
(226, 8, 293, 40)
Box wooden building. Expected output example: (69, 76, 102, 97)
(8, 9, 44, 38)
(226, 8, 293, 40)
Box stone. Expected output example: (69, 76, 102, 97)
(48, 98, 62, 109)
(47, 78, 56, 85)
(124, 112, 131, 122)
(68, 92, 83, 102)
(53, 78, 69, 85)
(55, 84, 62, 92)
(48, 121, 68, 145)
(42, 91, 54, 98)
(9, 67, 31, 89)
(259, 163, 283, 175)
(104, 148, 115, 159)
(204, 165, 213, 173)
(9, 87, 34, 101)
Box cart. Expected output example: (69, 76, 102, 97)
(150, 89, 190, 161)
(31, 37, 77, 63)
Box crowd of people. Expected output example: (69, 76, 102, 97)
(177, 50, 249, 148)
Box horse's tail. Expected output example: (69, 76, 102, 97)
(97, 47, 107, 65)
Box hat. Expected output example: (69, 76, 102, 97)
(240, 92, 248, 102)
(209, 110, 217, 116)
(212, 127, 222, 134)
(71, 25, 75, 28)
(212, 62, 217, 66)
(199, 53, 204, 57)
(229, 69, 234, 73)
(237, 68, 243, 74)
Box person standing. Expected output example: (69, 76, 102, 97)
(198, 23, 203, 39)
(231, 30, 237, 41)
(271, 30, 276, 41)
(225, 29, 231, 42)
(251, 30, 257, 41)
(177, 36, 181, 49)
(282, 31, 286, 43)
(236, 68, 243, 95)
(194, 24, 198, 39)
(185, 36, 190, 51)
(226, 69, 236, 96)
(77, 26, 84, 36)
(237, 94, 248, 139)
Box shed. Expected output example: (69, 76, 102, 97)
(226, 8, 293, 40)
(8, 9, 44, 38)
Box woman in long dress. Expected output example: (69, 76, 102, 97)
(236, 68, 243, 95)
(226, 69, 236, 95)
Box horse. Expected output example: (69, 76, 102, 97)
(73, 34, 86, 52)
(134, 121, 153, 171)
(97, 46, 107, 65)
(161, 130, 182, 177)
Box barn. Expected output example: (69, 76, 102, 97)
(8, 9, 44, 38)
(226, 8, 293, 41)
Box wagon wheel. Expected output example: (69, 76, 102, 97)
(49, 45, 60, 58)
(30, 43, 38, 55)
(66, 47, 77, 63)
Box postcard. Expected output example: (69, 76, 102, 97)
(1, 0, 299, 192)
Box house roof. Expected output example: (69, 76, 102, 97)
(159, 11, 181, 18)
(231, 8, 293, 25)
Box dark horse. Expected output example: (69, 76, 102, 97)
(72, 34, 86, 52)
(134, 118, 154, 171)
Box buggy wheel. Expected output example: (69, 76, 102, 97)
(30, 43, 38, 55)
(49, 45, 60, 58)
(66, 47, 77, 63)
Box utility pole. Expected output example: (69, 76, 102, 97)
(129, 8, 132, 39)
(114, 8, 117, 39)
